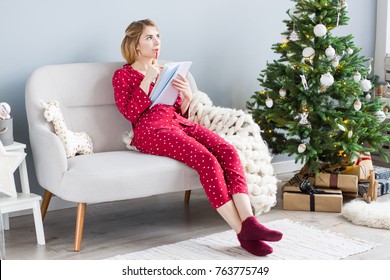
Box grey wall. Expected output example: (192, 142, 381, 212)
(0, 0, 377, 195)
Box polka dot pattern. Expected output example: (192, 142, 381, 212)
(112, 65, 248, 209)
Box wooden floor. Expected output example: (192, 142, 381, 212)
(3, 172, 390, 260)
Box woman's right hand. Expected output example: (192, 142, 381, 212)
(140, 61, 161, 95)
(144, 61, 161, 84)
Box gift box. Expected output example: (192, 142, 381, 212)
(339, 165, 370, 182)
(374, 165, 390, 180)
(314, 173, 358, 197)
(351, 152, 374, 181)
(282, 184, 343, 213)
(358, 179, 390, 197)
(377, 179, 390, 195)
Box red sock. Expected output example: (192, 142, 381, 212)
(238, 216, 283, 242)
(237, 235, 273, 256)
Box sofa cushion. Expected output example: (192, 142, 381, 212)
(57, 151, 201, 203)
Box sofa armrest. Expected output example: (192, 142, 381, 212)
(29, 125, 68, 192)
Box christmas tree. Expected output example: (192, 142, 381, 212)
(247, 0, 390, 174)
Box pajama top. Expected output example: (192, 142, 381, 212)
(112, 64, 248, 209)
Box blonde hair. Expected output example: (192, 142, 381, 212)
(121, 19, 157, 65)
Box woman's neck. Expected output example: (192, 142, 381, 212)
(132, 58, 152, 72)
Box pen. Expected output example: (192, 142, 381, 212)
(152, 51, 158, 64)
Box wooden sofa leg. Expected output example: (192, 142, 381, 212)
(41, 190, 53, 221)
(184, 190, 191, 204)
(74, 203, 86, 252)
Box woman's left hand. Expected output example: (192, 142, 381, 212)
(172, 74, 192, 101)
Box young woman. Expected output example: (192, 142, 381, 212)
(112, 19, 282, 256)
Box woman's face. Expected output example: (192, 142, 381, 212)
(137, 26, 160, 60)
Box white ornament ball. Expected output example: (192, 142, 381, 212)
(360, 79, 372, 92)
(265, 97, 273, 108)
(298, 143, 306, 153)
(325, 45, 336, 58)
(353, 100, 362, 111)
(365, 93, 372, 100)
(279, 89, 287, 98)
(348, 130, 353, 138)
(314, 24, 327, 37)
(320, 72, 335, 87)
(375, 110, 386, 123)
(331, 57, 340, 67)
(302, 47, 315, 58)
(353, 72, 361, 82)
(347, 47, 354, 55)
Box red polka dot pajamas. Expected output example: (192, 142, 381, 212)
(112, 65, 248, 209)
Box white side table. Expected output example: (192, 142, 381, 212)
(0, 142, 45, 245)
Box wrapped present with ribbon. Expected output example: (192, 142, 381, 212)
(337, 164, 371, 182)
(314, 173, 358, 197)
(374, 165, 390, 180)
(359, 179, 390, 197)
(282, 180, 343, 213)
(322, 164, 370, 183)
(349, 152, 374, 182)
(377, 179, 390, 196)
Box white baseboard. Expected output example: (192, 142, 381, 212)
(272, 160, 303, 175)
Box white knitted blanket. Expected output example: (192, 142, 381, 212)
(123, 91, 277, 215)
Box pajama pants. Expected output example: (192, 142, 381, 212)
(135, 123, 248, 209)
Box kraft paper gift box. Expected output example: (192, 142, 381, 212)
(346, 152, 374, 182)
(314, 173, 358, 197)
(340, 165, 371, 182)
(355, 152, 374, 176)
(282, 185, 343, 213)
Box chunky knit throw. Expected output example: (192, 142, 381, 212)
(123, 91, 277, 215)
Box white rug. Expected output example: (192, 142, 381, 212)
(342, 200, 390, 230)
(107, 219, 377, 260)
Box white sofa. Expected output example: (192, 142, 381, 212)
(25, 62, 277, 251)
